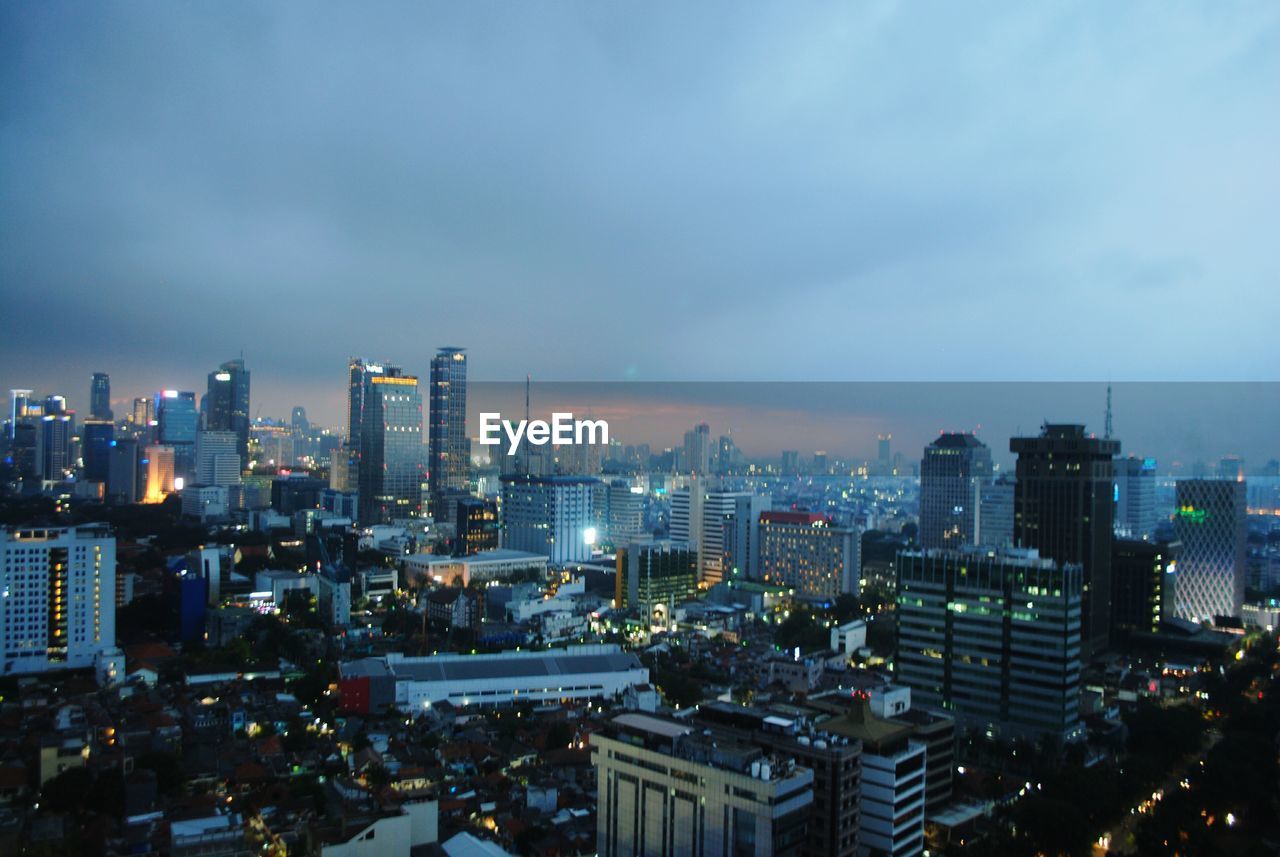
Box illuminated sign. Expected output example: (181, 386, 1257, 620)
(1177, 505, 1207, 523)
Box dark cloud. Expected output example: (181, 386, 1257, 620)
(2, 2, 1277, 434)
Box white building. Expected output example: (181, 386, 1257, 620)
(181, 485, 229, 522)
(1174, 479, 1247, 622)
(194, 430, 242, 486)
(829, 619, 867, 656)
(405, 548, 549, 587)
(1, 524, 116, 675)
(499, 475, 598, 564)
(338, 644, 647, 712)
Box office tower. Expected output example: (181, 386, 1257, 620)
(500, 475, 597, 563)
(978, 476, 1015, 549)
(130, 397, 155, 430)
(715, 492, 771, 582)
(812, 451, 828, 475)
(1, 524, 116, 675)
(607, 480, 646, 546)
(194, 430, 242, 487)
(781, 450, 799, 475)
(1011, 423, 1119, 657)
(355, 368, 424, 524)
(143, 445, 176, 503)
(428, 347, 469, 518)
(697, 491, 765, 585)
(896, 547, 1084, 744)
(82, 420, 115, 483)
(1111, 538, 1178, 641)
(878, 433, 892, 473)
(759, 511, 860, 601)
(1114, 455, 1158, 539)
(669, 484, 703, 553)
(89, 372, 112, 421)
(919, 432, 992, 550)
(693, 702, 862, 857)
(615, 539, 698, 622)
(345, 358, 392, 495)
(290, 406, 309, 435)
(593, 713, 814, 857)
(1173, 479, 1247, 622)
(40, 409, 75, 480)
(715, 435, 738, 474)
(682, 423, 711, 475)
(107, 438, 140, 503)
(456, 496, 499, 555)
(204, 359, 250, 466)
(156, 390, 198, 480)
(8, 389, 33, 439)
(822, 700, 926, 857)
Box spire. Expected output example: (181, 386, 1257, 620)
(1104, 384, 1113, 439)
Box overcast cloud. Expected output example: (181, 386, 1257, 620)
(2, 2, 1277, 428)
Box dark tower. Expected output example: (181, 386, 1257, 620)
(1011, 423, 1119, 657)
(428, 347, 469, 518)
(205, 359, 251, 467)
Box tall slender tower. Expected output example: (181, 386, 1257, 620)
(1011, 423, 1119, 657)
(1174, 479, 1247, 622)
(205, 359, 251, 467)
(354, 363, 423, 524)
(428, 347, 469, 519)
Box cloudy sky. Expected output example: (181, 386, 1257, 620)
(2, 2, 1277, 444)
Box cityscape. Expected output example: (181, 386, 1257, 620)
(3, 4, 1279, 857)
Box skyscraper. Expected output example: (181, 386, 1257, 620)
(1114, 456, 1158, 539)
(979, 475, 1016, 549)
(39, 406, 74, 480)
(205, 359, 250, 467)
(89, 372, 112, 421)
(355, 368, 424, 524)
(156, 391, 198, 481)
(682, 423, 711, 475)
(1011, 423, 1119, 657)
(82, 420, 115, 483)
(499, 474, 597, 563)
(918, 432, 992, 550)
(896, 547, 1084, 744)
(1111, 538, 1178, 641)
(195, 430, 243, 486)
(1, 524, 116, 675)
(1173, 479, 1247, 622)
(428, 347, 468, 518)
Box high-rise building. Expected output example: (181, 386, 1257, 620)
(107, 438, 141, 503)
(781, 450, 800, 475)
(143, 445, 176, 503)
(919, 432, 992, 550)
(428, 347, 468, 518)
(354, 368, 424, 524)
(205, 359, 250, 466)
(1, 524, 116, 675)
(195, 430, 243, 486)
(759, 511, 860, 602)
(130, 397, 155, 430)
(669, 484, 703, 555)
(1173, 479, 1247, 622)
(89, 372, 112, 421)
(156, 390, 198, 481)
(1114, 456, 1158, 539)
(607, 480, 646, 546)
(290, 406, 309, 435)
(1111, 538, 1178, 641)
(682, 423, 711, 476)
(978, 476, 1015, 549)
(896, 547, 1084, 744)
(499, 475, 597, 564)
(1011, 423, 1119, 657)
(615, 539, 698, 623)
(593, 713, 814, 857)
(718, 493, 771, 582)
(7, 389, 34, 439)
(82, 420, 115, 483)
(40, 409, 74, 480)
(700, 491, 770, 586)
(878, 433, 892, 469)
